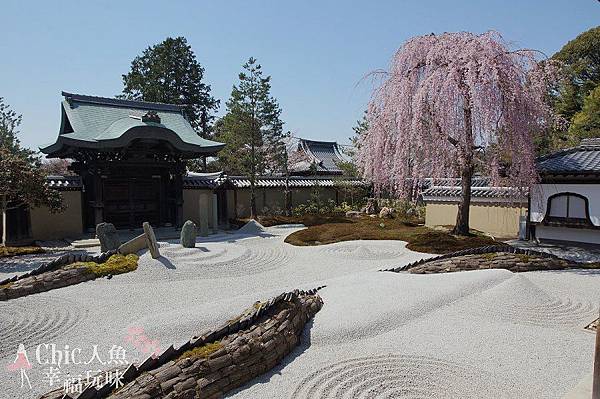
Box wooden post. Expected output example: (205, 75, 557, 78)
(175, 173, 183, 228)
(594, 311, 600, 399)
(1, 195, 7, 246)
(233, 188, 238, 219)
(93, 174, 104, 226)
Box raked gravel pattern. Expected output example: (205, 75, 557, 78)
(0, 225, 598, 399)
(290, 354, 519, 399)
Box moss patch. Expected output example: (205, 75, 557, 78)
(67, 254, 139, 277)
(516, 254, 531, 263)
(0, 282, 13, 289)
(234, 214, 351, 228)
(284, 216, 499, 254)
(0, 246, 45, 258)
(483, 253, 498, 261)
(179, 341, 223, 360)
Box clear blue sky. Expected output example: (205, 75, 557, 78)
(1, 0, 598, 151)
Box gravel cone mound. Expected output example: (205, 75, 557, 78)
(468, 274, 596, 327)
(238, 219, 268, 235)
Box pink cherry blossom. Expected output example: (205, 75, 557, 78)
(358, 31, 556, 201)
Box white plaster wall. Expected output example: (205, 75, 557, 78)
(530, 183, 600, 225)
(535, 225, 600, 245)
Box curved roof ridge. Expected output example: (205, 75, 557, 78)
(62, 91, 185, 112)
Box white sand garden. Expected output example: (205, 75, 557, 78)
(0, 225, 598, 398)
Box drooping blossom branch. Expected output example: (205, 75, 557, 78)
(357, 31, 557, 233)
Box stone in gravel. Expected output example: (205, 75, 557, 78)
(180, 221, 197, 248)
(96, 222, 121, 252)
(143, 222, 160, 259)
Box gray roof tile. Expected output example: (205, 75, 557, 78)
(422, 186, 526, 202)
(290, 139, 349, 175)
(537, 138, 600, 175)
(41, 92, 224, 157)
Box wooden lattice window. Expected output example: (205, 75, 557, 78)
(545, 192, 591, 226)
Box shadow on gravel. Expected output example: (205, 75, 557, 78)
(0, 251, 85, 274)
(534, 268, 600, 277)
(158, 256, 177, 269)
(226, 319, 315, 395)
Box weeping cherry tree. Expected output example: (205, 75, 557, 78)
(358, 31, 556, 235)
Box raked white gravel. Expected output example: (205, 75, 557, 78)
(0, 225, 598, 398)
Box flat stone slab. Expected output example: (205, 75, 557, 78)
(118, 234, 147, 255)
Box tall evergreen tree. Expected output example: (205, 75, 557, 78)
(569, 85, 600, 140)
(121, 36, 219, 136)
(553, 26, 600, 122)
(216, 57, 285, 218)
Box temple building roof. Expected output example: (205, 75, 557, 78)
(288, 138, 351, 175)
(41, 92, 225, 158)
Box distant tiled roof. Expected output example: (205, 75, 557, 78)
(183, 173, 368, 189)
(41, 92, 224, 158)
(46, 175, 83, 190)
(289, 138, 349, 175)
(183, 172, 228, 189)
(537, 138, 600, 176)
(47, 173, 367, 191)
(419, 177, 491, 189)
(422, 186, 526, 203)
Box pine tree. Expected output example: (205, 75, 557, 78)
(216, 57, 285, 218)
(121, 37, 219, 136)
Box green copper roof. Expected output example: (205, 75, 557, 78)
(41, 92, 224, 158)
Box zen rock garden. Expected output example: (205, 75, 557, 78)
(0, 219, 594, 399)
(1, 12, 599, 399)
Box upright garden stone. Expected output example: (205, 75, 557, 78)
(143, 222, 160, 259)
(96, 223, 121, 252)
(199, 218, 209, 237)
(180, 220, 197, 248)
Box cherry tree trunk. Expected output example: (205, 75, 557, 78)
(453, 162, 473, 235)
(452, 106, 474, 236)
